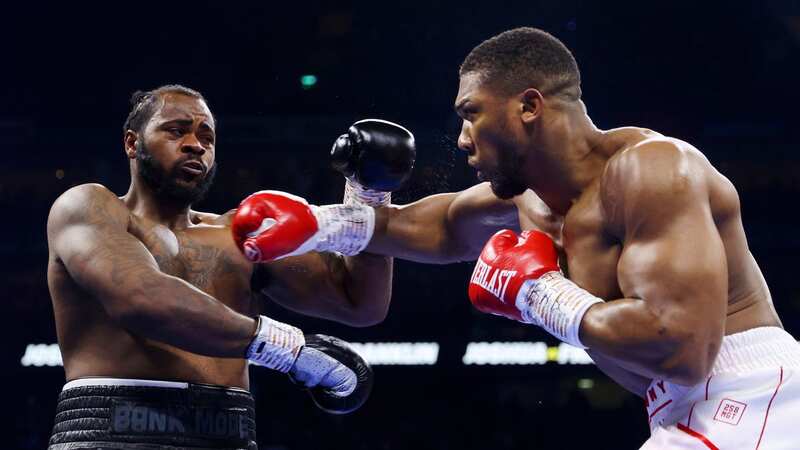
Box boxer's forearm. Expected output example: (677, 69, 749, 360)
(368, 199, 466, 264)
(368, 184, 519, 264)
(368, 196, 483, 264)
(259, 251, 390, 327)
(113, 271, 257, 357)
(341, 252, 393, 326)
(580, 300, 716, 386)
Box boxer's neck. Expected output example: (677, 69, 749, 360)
(122, 178, 193, 230)
(523, 100, 613, 215)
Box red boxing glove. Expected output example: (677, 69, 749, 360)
(232, 191, 320, 262)
(468, 230, 560, 321)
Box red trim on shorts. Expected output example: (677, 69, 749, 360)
(686, 375, 713, 427)
(677, 423, 719, 450)
(687, 375, 712, 429)
(755, 366, 784, 450)
(648, 399, 673, 421)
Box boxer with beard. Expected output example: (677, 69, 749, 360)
(45, 85, 403, 449)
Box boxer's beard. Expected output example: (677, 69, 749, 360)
(484, 145, 527, 200)
(136, 141, 217, 207)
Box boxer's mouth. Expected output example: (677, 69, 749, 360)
(180, 160, 206, 176)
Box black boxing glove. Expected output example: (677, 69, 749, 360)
(288, 334, 373, 415)
(331, 119, 416, 206)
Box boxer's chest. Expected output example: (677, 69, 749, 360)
(560, 190, 624, 300)
(130, 220, 255, 312)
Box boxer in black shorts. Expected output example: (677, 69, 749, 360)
(45, 85, 412, 449)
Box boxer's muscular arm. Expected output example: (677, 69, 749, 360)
(580, 143, 728, 386)
(369, 182, 520, 263)
(47, 184, 257, 356)
(254, 251, 392, 327)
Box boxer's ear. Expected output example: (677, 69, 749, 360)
(520, 88, 544, 124)
(123, 130, 138, 159)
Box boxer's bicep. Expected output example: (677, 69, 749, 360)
(615, 205, 728, 378)
(447, 182, 520, 258)
(612, 145, 728, 340)
(617, 211, 728, 325)
(48, 184, 162, 315)
(598, 143, 728, 382)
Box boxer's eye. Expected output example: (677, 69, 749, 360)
(199, 133, 215, 145)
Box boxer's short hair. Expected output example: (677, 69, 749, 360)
(123, 84, 214, 134)
(460, 27, 581, 100)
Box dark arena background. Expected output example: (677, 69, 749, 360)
(3, 1, 800, 448)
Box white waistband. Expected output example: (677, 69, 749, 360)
(63, 377, 190, 391)
(710, 326, 800, 376)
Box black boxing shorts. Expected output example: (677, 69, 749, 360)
(48, 378, 257, 450)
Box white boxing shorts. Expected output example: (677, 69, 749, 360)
(641, 327, 800, 449)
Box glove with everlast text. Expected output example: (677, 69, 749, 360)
(468, 230, 604, 348)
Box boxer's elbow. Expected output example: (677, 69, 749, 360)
(332, 304, 388, 327)
(345, 309, 388, 327)
(341, 293, 391, 327)
(657, 348, 711, 386)
(586, 307, 715, 385)
(652, 325, 718, 386)
(336, 270, 391, 327)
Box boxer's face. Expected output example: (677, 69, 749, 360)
(135, 94, 217, 206)
(455, 72, 528, 199)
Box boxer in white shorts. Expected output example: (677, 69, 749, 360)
(642, 327, 800, 449)
(256, 28, 800, 448)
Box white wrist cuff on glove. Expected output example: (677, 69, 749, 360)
(344, 177, 391, 207)
(246, 315, 305, 372)
(515, 272, 604, 349)
(309, 203, 375, 256)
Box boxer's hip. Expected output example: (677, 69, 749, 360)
(48, 377, 257, 450)
(643, 326, 800, 448)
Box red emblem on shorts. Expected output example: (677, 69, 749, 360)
(713, 398, 747, 425)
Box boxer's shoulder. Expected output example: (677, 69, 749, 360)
(48, 183, 130, 230)
(599, 137, 712, 231)
(605, 136, 707, 188)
